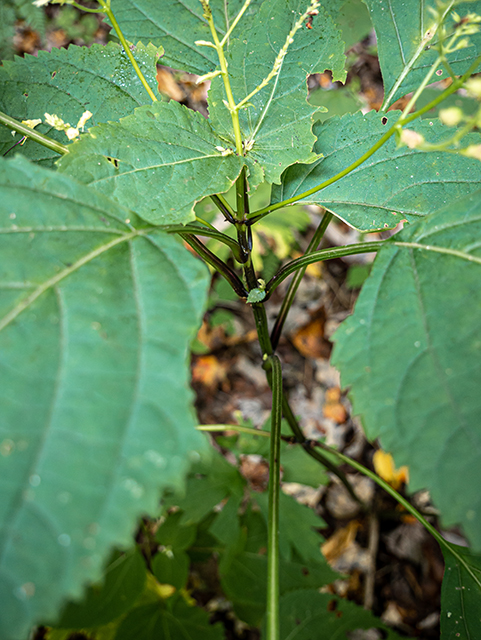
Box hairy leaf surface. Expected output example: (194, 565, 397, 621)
(332, 189, 481, 547)
(441, 544, 481, 638)
(57, 101, 244, 225)
(208, 0, 346, 186)
(272, 110, 481, 231)
(277, 589, 405, 639)
(106, 0, 260, 75)
(0, 43, 161, 166)
(0, 157, 209, 640)
(364, 0, 481, 108)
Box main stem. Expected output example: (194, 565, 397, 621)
(0, 111, 69, 155)
(266, 355, 283, 640)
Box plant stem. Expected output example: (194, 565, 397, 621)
(249, 55, 481, 222)
(164, 224, 244, 261)
(201, 2, 244, 155)
(210, 194, 237, 224)
(265, 355, 283, 640)
(180, 234, 247, 297)
(315, 440, 481, 589)
(0, 111, 69, 155)
(252, 297, 363, 506)
(270, 212, 333, 351)
(196, 424, 270, 437)
(266, 241, 384, 298)
(98, 0, 158, 103)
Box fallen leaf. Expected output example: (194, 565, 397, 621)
(373, 449, 409, 489)
(191, 355, 229, 390)
(321, 520, 360, 564)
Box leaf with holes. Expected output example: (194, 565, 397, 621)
(0, 156, 210, 640)
(57, 100, 244, 225)
(208, 0, 346, 186)
(272, 110, 481, 231)
(0, 42, 161, 166)
(364, 0, 481, 109)
(332, 188, 481, 548)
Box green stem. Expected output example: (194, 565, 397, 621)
(266, 241, 384, 298)
(202, 2, 243, 155)
(252, 300, 363, 506)
(210, 194, 236, 224)
(249, 55, 481, 222)
(0, 111, 69, 155)
(196, 424, 270, 437)
(265, 355, 283, 640)
(99, 0, 158, 103)
(69, 1, 103, 13)
(270, 212, 333, 351)
(180, 234, 247, 297)
(164, 224, 244, 261)
(315, 441, 481, 589)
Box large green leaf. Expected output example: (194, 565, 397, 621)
(441, 544, 481, 639)
(57, 100, 244, 225)
(272, 110, 481, 231)
(364, 0, 481, 109)
(106, 0, 260, 75)
(277, 589, 404, 639)
(0, 156, 210, 640)
(208, 0, 346, 186)
(332, 189, 481, 548)
(0, 42, 161, 167)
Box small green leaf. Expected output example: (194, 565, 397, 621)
(0, 156, 210, 640)
(277, 589, 405, 639)
(151, 551, 189, 591)
(57, 101, 244, 225)
(57, 549, 146, 629)
(115, 596, 224, 640)
(0, 43, 161, 166)
(332, 188, 481, 548)
(272, 110, 481, 231)
(255, 492, 327, 564)
(441, 544, 481, 638)
(208, 0, 346, 185)
(365, 0, 481, 108)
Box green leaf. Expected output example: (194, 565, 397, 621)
(57, 101, 244, 225)
(0, 156, 210, 640)
(255, 492, 327, 564)
(335, 0, 372, 49)
(441, 544, 481, 639)
(0, 42, 161, 167)
(272, 110, 481, 231)
(0, 2, 16, 61)
(208, 0, 346, 186)
(163, 448, 246, 525)
(364, 0, 481, 109)
(114, 596, 224, 640)
(332, 189, 481, 548)
(277, 589, 405, 639)
(151, 551, 189, 591)
(106, 0, 260, 75)
(57, 549, 146, 628)
(219, 508, 337, 626)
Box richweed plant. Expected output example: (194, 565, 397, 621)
(1, 0, 481, 638)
